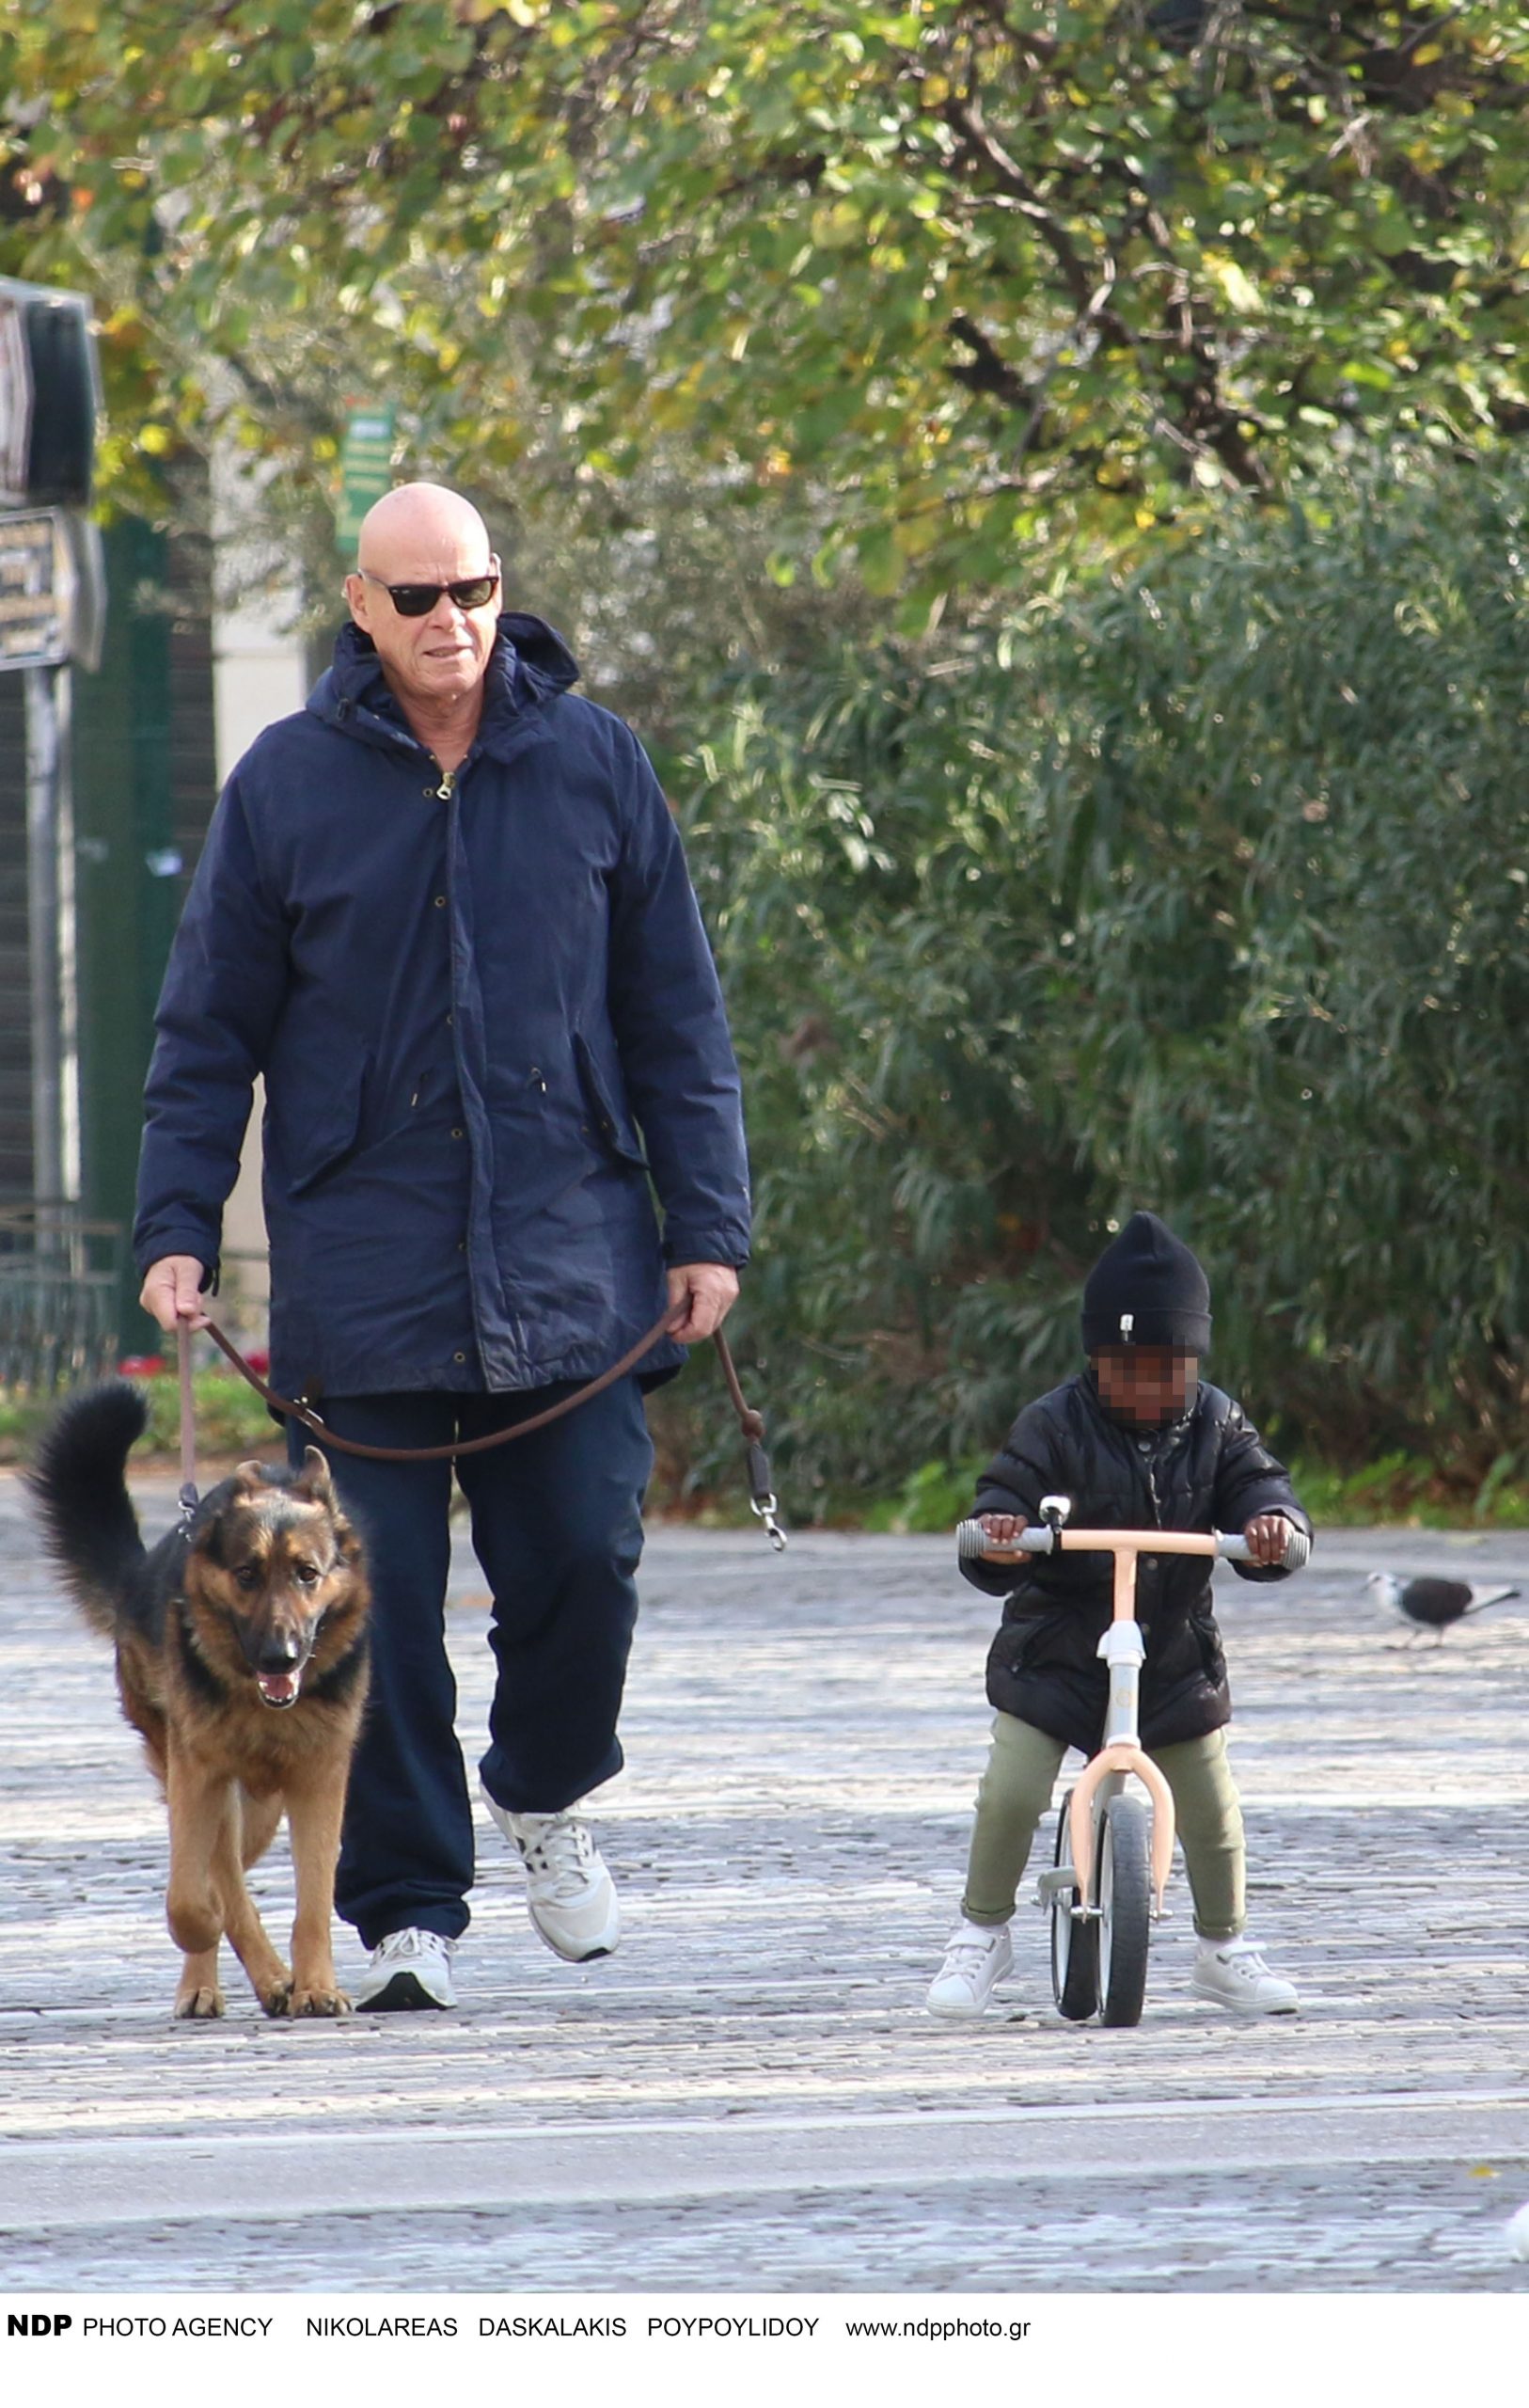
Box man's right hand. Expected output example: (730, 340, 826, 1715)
(139, 1255, 212, 1334)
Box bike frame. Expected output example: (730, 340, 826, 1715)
(1056, 1529, 1225, 1920)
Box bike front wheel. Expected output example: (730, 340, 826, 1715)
(1049, 1792, 1099, 2021)
(1097, 1790, 1152, 2026)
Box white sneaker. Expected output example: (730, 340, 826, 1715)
(925, 1919, 1013, 2019)
(353, 1927, 457, 2011)
(481, 1790, 622, 1962)
(1192, 1938, 1299, 2016)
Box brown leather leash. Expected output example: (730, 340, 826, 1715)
(175, 1313, 786, 1548)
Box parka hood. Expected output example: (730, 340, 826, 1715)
(306, 613, 582, 758)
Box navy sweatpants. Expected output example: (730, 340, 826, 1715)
(289, 1377, 653, 1950)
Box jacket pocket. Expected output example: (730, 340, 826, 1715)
(573, 1032, 646, 1168)
(989, 1609, 1062, 1683)
(280, 1044, 370, 1196)
(1190, 1607, 1227, 1687)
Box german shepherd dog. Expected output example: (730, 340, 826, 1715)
(29, 1384, 370, 2020)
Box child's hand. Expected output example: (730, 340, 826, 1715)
(977, 1511, 1026, 1551)
(1244, 1512, 1297, 1566)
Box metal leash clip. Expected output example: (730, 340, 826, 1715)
(745, 1437, 788, 1551)
(750, 1491, 788, 1552)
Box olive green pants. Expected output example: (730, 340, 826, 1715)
(962, 1713, 1246, 1941)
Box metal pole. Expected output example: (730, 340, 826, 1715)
(56, 661, 80, 1208)
(24, 659, 78, 1236)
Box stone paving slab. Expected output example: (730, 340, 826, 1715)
(4, 1471, 1529, 2291)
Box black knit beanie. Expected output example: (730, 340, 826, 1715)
(1080, 1211, 1212, 1353)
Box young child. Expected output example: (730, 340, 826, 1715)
(927, 1210, 1312, 2020)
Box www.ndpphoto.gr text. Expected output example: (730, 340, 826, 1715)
(844, 2317, 1032, 2341)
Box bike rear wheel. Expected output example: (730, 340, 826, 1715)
(1049, 1793, 1099, 2021)
(1097, 1790, 1151, 2027)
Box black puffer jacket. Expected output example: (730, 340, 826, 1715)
(961, 1372, 1311, 1752)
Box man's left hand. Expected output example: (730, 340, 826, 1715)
(666, 1262, 739, 1342)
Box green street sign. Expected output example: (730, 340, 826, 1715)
(336, 404, 396, 545)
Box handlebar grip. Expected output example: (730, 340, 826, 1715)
(1215, 1528, 1312, 1570)
(954, 1519, 1054, 1560)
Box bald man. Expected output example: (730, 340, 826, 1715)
(136, 483, 750, 2011)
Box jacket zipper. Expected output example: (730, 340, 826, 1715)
(1142, 1443, 1164, 1527)
(434, 757, 500, 1380)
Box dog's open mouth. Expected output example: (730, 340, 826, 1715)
(256, 1671, 302, 1708)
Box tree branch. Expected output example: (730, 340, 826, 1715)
(940, 91, 1110, 327)
(947, 313, 1034, 410)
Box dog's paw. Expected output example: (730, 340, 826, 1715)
(258, 1979, 293, 2019)
(173, 1985, 226, 2020)
(291, 1985, 353, 2019)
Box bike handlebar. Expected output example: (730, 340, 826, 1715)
(954, 1520, 1311, 1573)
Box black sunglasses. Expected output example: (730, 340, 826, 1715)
(360, 568, 500, 617)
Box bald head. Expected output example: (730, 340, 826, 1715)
(344, 481, 503, 725)
(355, 482, 491, 578)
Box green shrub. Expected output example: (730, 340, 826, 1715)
(675, 452, 1529, 1509)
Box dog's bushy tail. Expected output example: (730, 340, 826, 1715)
(27, 1383, 150, 1641)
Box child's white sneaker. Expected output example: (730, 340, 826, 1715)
(1192, 1937, 1299, 2016)
(925, 1918, 1013, 2018)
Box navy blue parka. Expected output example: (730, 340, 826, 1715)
(134, 615, 751, 1400)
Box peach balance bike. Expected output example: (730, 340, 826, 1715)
(954, 1496, 1310, 2027)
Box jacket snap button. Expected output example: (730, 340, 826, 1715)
(453, 1351, 466, 1364)
(451, 1127, 465, 1140)
(433, 895, 447, 909)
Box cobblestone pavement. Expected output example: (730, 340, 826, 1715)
(4, 1467, 1529, 2293)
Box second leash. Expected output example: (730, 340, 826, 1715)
(176, 1318, 200, 1529)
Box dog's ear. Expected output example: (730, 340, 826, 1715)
(295, 1446, 337, 1507)
(231, 1458, 270, 1492)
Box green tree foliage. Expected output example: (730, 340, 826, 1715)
(6, 4, 1529, 600)
(669, 454, 1529, 1508)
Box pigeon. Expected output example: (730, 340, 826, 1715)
(1366, 1571, 1521, 1644)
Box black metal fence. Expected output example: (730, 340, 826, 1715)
(0, 1205, 122, 1391)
